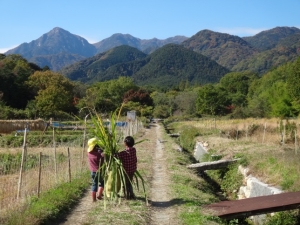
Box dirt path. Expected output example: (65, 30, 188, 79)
(149, 124, 176, 225)
(56, 122, 175, 225)
(52, 188, 92, 225)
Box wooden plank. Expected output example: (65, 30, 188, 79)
(205, 191, 300, 219)
(187, 159, 239, 170)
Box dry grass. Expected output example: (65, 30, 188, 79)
(0, 119, 45, 134)
(172, 117, 300, 192)
(0, 146, 85, 220)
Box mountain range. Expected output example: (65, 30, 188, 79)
(60, 44, 230, 88)
(5, 26, 300, 87)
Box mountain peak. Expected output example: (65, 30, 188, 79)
(243, 26, 300, 51)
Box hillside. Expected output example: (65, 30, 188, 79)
(243, 26, 300, 51)
(233, 32, 300, 73)
(60, 45, 148, 83)
(4, 26, 300, 76)
(5, 28, 187, 71)
(30, 52, 85, 71)
(61, 44, 229, 88)
(132, 44, 230, 87)
(181, 29, 258, 71)
(93, 33, 188, 54)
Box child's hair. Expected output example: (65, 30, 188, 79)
(124, 136, 134, 147)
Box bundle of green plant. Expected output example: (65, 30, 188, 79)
(83, 106, 147, 207)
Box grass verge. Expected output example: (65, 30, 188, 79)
(3, 171, 90, 225)
(170, 120, 300, 224)
(160, 126, 226, 225)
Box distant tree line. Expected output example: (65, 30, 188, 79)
(1, 54, 300, 120)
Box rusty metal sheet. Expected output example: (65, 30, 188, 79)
(205, 191, 300, 219)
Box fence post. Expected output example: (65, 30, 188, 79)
(295, 130, 298, 155)
(262, 123, 266, 143)
(53, 127, 57, 182)
(283, 121, 286, 145)
(38, 152, 42, 197)
(82, 114, 89, 171)
(68, 147, 71, 182)
(17, 128, 28, 199)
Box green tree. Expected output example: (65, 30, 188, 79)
(0, 54, 36, 109)
(196, 84, 230, 116)
(287, 57, 300, 113)
(122, 101, 153, 117)
(151, 91, 178, 118)
(27, 71, 75, 117)
(268, 81, 295, 117)
(219, 71, 259, 107)
(174, 90, 198, 116)
(78, 77, 136, 112)
(247, 61, 296, 118)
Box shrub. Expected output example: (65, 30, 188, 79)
(179, 125, 200, 153)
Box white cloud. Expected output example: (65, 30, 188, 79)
(80, 35, 99, 44)
(0, 45, 18, 54)
(216, 27, 267, 37)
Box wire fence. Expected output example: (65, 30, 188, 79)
(0, 145, 84, 218)
(0, 118, 143, 219)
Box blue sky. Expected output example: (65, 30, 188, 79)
(1, 0, 299, 53)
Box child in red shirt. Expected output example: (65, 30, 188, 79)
(118, 136, 137, 199)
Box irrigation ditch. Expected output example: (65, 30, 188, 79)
(162, 118, 300, 225)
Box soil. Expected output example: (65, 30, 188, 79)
(54, 122, 177, 225)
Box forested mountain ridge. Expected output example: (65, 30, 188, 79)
(181, 29, 258, 70)
(93, 33, 187, 54)
(232, 31, 300, 73)
(131, 44, 230, 87)
(60, 45, 148, 83)
(242, 26, 300, 51)
(5, 27, 187, 71)
(4, 26, 300, 75)
(61, 43, 230, 88)
(180, 27, 300, 73)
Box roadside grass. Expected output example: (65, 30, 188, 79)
(169, 118, 300, 224)
(160, 129, 227, 225)
(3, 171, 90, 225)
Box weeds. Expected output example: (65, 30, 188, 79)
(171, 118, 300, 224)
(3, 171, 90, 225)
